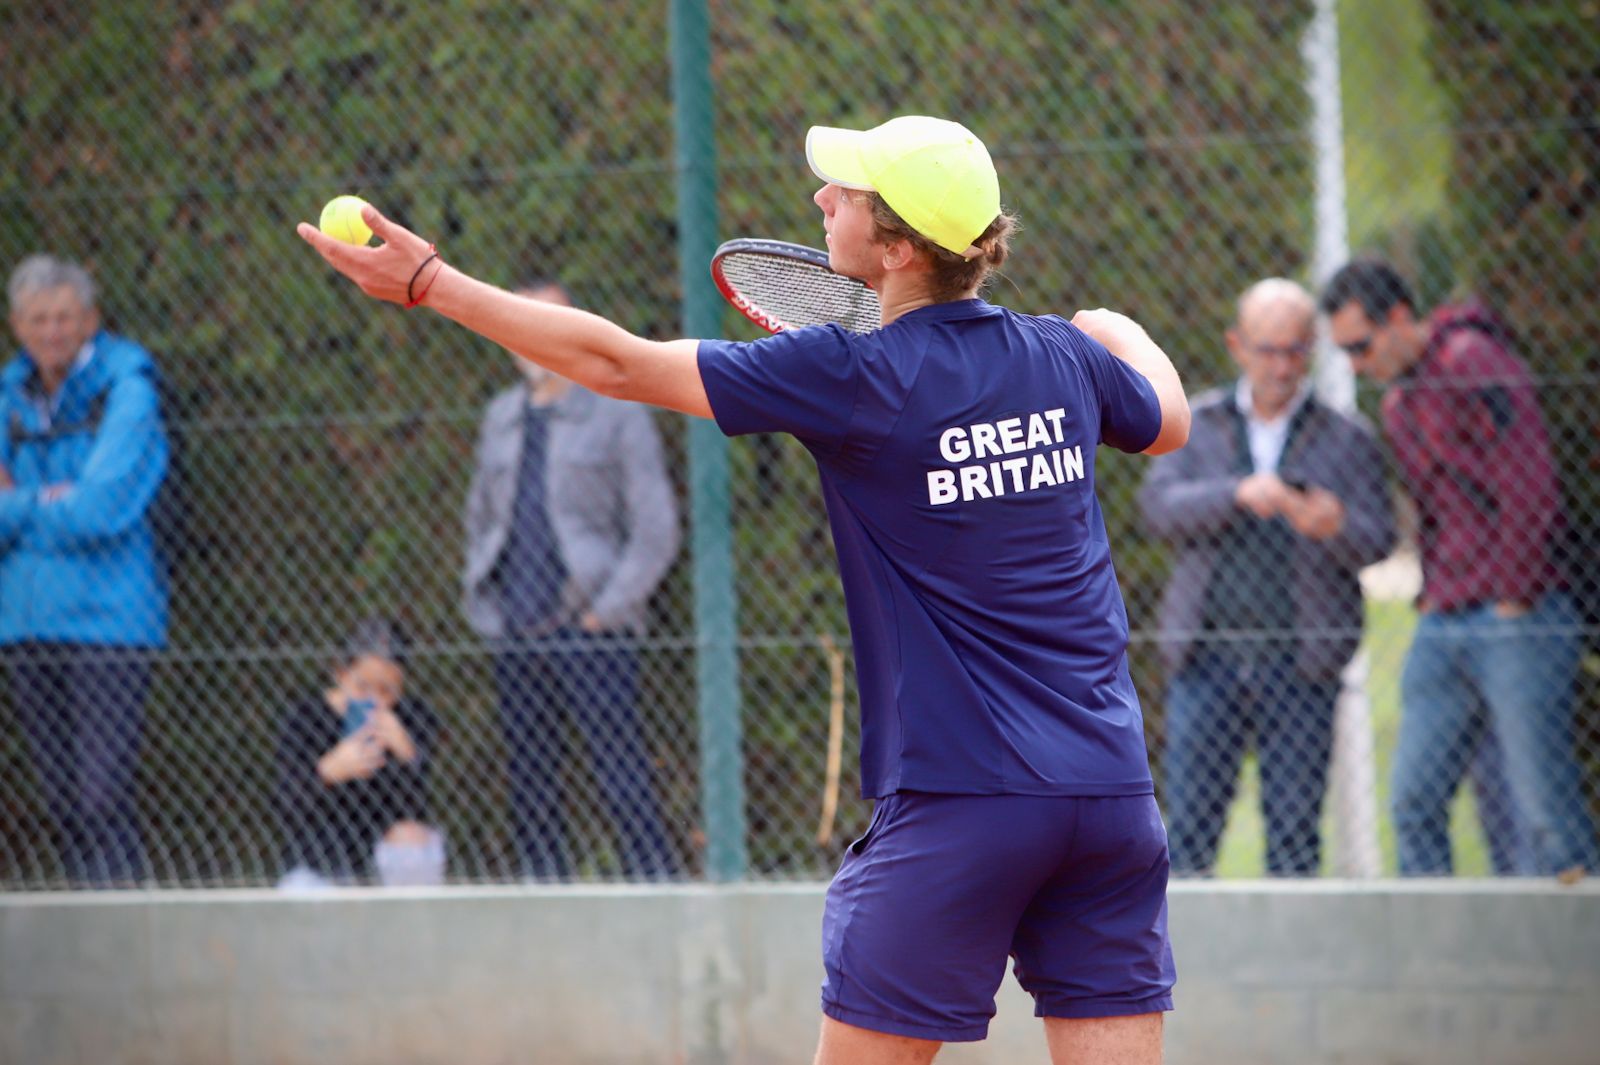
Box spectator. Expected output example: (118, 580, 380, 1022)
(275, 617, 444, 888)
(463, 280, 681, 880)
(1321, 258, 1599, 880)
(0, 254, 168, 887)
(1140, 279, 1396, 876)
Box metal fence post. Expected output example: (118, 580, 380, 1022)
(670, 0, 748, 882)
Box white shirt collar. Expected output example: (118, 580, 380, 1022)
(1234, 378, 1310, 474)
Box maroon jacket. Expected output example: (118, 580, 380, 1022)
(1382, 300, 1564, 611)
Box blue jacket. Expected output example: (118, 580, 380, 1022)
(0, 331, 169, 646)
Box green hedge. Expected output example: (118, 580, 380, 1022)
(1422, 1, 1600, 513)
(0, 0, 1318, 882)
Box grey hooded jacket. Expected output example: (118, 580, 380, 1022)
(462, 383, 679, 638)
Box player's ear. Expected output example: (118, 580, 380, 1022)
(881, 238, 916, 271)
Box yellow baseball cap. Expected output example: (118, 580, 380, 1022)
(806, 115, 1000, 259)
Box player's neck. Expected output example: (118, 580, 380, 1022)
(876, 272, 968, 326)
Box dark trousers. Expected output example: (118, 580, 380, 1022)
(493, 630, 675, 878)
(5, 642, 150, 885)
(1163, 647, 1340, 876)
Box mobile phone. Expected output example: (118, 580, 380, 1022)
(343, 698, 375, 737)
(1281, 475, 1310, 492)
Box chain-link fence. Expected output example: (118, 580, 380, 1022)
(0, 1, 1595, 889)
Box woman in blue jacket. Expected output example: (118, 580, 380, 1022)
(1, 254, 168, 886)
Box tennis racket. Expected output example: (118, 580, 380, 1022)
(710, 238, 882, 335)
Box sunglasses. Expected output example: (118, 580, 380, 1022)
(1338, 336, 1375, 357)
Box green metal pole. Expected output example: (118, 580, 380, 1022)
(670, 0, 747, 881)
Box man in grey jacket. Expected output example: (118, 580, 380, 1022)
(463, 280, 681, 879)
(1139, 279, 1395, 876)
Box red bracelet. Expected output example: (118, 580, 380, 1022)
(405, 244, 442, 308)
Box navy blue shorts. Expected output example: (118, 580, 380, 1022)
(820, 791, 1175, 1042)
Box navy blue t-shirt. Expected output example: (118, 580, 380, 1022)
(697, 299, 1163, 798)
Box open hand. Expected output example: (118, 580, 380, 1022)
(296, 203, 441, 306)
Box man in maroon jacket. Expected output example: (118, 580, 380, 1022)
(1321, 258, 1597, 880)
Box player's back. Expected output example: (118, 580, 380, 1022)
(695, 298, 1162, 796)
(811, 299, 1163, 796)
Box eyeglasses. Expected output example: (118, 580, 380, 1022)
(1249, 342, 1312, 360)
(1338, 336, 1375, 357)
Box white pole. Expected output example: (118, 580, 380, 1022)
(1305, 0, 1356, 413)
(1304, 0, 1382, 878)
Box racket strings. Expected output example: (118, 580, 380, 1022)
(719, 253, 881, 333)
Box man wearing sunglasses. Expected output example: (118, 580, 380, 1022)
(1320, 258, 1597, 881)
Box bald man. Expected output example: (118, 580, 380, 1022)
(1139, 279, 1396, 876)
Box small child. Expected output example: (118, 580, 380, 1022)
(274, 617, 444, 888)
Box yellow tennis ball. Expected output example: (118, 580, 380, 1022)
(319, 195, 373, 245)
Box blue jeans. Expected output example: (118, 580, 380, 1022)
(493, 629, 676, 879)
(1467, 728, 1536, 876)
(1392, 592, 1600, 876)
(5, 642, 150, 886)
(1162, 647, 1341, 876)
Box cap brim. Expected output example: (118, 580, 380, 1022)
(806, 126, 876, 191)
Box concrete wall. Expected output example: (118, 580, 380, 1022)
(2, 880, 1597, 1065)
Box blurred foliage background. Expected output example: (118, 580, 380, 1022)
(0, 0, 1595, 885)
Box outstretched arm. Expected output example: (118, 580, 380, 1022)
(297, 205, 712, 418)
(1071, 308, 1190, 455)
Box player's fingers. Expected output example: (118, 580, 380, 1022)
(296, 221, 355, 266)
(297, 223, 390, 297)
(361, 203, 418, 249)
(297, 218, 414, 303)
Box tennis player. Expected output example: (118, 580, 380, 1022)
(299, 115, 1188, 1065)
